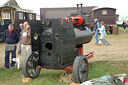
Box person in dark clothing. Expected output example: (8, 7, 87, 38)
(17, 23, 24, 54)
(17, 23, 24, 34)
(122, 21, 127, 31)
(93, 19, 100, 45)
(3, 24, 19, 70)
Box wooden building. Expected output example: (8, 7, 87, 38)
(0, 0, 36, 41)
(89, 7, 116, 33)
(40, 6, 116, 33)
(40, 6, 96, 20)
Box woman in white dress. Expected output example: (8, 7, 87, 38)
(98, 21, 107, 45)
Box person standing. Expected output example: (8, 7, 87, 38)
(93, 19, 100, 45)
(122, 21, 127, 31)
(21, 22, 31, 57)
(17, 23, 24, 54)
(17, 23, 24, 35)
(98, 21, 107, 45)
(3, 24, 19, 69)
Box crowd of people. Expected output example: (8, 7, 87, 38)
(3, 21, 31, 70)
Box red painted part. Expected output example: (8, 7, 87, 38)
(37, 66, 41, 68)
(77, 47, 83, 55)
(86, 52, 94, 60)
(61, 18, 69, 24)
(124, 78, 128, 83)
(61, 16, 83, 26)
(69, 15, 83, 26)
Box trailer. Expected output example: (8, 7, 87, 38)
(89, 7, 116, 34)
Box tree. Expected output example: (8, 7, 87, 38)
(115, 14, 119, 21)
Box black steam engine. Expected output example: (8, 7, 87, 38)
(23, 4, 93, 83)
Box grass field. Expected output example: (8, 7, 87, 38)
(0, 61, 128, 85)
(0, 27, 128, 85)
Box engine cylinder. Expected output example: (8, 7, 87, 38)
(43, 27, 92, 45)
(74, 27, 93, 45)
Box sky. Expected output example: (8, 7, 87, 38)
(13, 0, 127, 15)
(0, 0, 127, 21)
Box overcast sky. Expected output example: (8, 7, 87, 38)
(14, 0, 127, 15)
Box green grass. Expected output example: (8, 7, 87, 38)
(0, 61, 128, 85)
(89, 61, 128, 80)
(105, 27, 128, 39)
(0, 68, 67, 85)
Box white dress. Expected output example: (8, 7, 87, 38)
(99, 25, 107, 39)
(98, 25, 107, 44)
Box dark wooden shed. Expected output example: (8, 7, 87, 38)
(40, 6, 96, 20)
(89, 7, 116, 33)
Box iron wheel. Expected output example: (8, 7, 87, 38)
(73, 55, 88, 83)
(22, 53, 41, 78)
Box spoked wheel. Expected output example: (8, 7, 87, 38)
(73, 55, 88, 83)
(22, 53, 41, 78)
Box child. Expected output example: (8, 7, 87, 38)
(98, 21, 107, 45)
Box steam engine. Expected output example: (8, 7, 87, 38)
(23, 4, 93, 83)
(30, 4, 92, 69)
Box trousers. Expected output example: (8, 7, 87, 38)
(5, 45, 17, 68)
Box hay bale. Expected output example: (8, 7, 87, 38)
(59, 72, 74, 84)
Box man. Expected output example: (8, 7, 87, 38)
(21, 22, 31, 57)
(17, 23, 24, 54)
(17, 23, 24, 34)
(3, 24, 19, 69)
(93, 19, 100, 45)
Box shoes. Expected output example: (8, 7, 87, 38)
(10, 67, 15, 68)
(18, 52, 21, 54)
(95, 43, 99, 45)
(3, 67, 9, 70)
(98, 44, 101, 46)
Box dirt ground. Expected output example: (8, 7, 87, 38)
(84, 30, 128, 62)
(0, 43, 23, 68)
(0, 28, 128, 68)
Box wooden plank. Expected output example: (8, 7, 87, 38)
(22, 77, 32, 83)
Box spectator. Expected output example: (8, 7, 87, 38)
(17, 23, 24, 35)
(18, 23, 24, 54)
(3, 24, 19, 70)
(122, 21, 127, 31)
(98, 21, 107, 45)
(21, 22, 31, 57)
(93, 19, 100, 45)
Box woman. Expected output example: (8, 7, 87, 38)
(122, 21, 127, 31)
(98, 21, 107, 45)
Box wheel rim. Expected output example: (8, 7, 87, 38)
(73, 56, 88, 83)
(79, 58, 88, 82)
(23, 53, 41, 78)
(27, 54, 40, 78)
